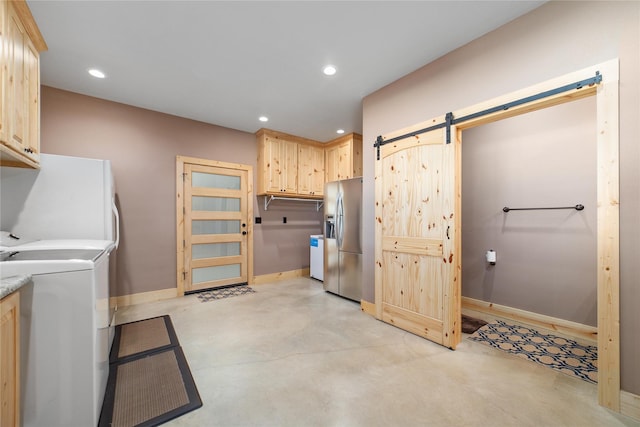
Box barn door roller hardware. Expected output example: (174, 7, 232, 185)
(374, 72, 602, 160)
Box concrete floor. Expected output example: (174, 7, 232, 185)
(116, 278, 639, 427)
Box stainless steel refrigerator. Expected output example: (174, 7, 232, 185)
(323, 177, 362, 301)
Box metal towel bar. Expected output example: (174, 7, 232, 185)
(503, 204, 584, 212)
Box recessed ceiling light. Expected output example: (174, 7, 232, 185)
(88, 68, 106, 79)
(259, 116, 269, 122)
(336, 129, 345, 134)
(323, 65, 337, 76)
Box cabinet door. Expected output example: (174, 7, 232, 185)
(336, 141, 352, 179)
(23, 37, 39, 162)
(5, 5, 28, 154)
(281, 139, 298, 194)
(0, 0, 7, 143)
(0, 292, 20, 427)
(298, 144, 324, 197)
(264, 137, 297, 194)
(326, 141, 353, 182)
(325, 145, 339, 182)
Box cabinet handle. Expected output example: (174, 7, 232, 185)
(242, 231, 247, 235)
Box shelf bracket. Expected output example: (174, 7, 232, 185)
(264, 195, 324, 211)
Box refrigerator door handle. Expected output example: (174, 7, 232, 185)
(336, 194, 344, 248)
(112, 199, 120, 249)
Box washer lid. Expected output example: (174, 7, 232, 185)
(1, 249, 103, 262)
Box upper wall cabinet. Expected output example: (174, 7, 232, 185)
(256, 129, 361, 200)
(0, 0, 47, 169)
(324, 133, 362, 182)
(257, 129, 326, 199)
(297, 143, 324, 197)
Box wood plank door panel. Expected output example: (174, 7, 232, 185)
(376, 127, 461, 349)
(184, 163, 249, 292)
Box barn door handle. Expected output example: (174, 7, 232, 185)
(446, 226, 450, 240)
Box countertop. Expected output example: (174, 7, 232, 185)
(0, 274, 31, 299)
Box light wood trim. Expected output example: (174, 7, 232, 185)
(256, 128, 324, 147)
(252, 268, 310, 285)
(191, 234, 242, 244)
(191, 255, 244, 269)
(9, 0, 47, 52)
(324, 132, 362, 148)
(111, 287, 178, 308)
(360, 300, 376, 316)
(382, 236, 443, 256)
(0, 146, 38, 168)
(190, 211, 243, 221)
(176, 158, 186, 296)
(1, 291, 20, 427)
(462, 296, 598, 343)
(595, 59, 620, 411)
(621, 391, 640, 422)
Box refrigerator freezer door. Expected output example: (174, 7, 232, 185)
(337, 177, 362, 254)
(323, 181, 339, 294)
(339, 251, 362, 301)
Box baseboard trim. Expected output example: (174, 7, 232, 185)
(360, 300, 376, 316)
(621, 391, 640, 421)
(111, 288, 178, 308)
(462, 296, 597, 344)
(253, 268, 311, 285)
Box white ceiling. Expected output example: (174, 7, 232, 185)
(28, 1, 544, 142)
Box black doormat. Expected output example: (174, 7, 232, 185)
(100, 316, 202, 427)
(462, 314, 488, 334)
(196, 283, 256, 302)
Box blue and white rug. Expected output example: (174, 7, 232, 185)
(469, 320, 598, 384)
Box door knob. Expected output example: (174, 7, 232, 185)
(242, 231, 247, 235)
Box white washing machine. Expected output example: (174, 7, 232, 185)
(1, 240, 114, 427)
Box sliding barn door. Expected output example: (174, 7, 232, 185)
(375, 126, 461, 349)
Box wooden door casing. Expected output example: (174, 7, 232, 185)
(183, 163, 250, 293)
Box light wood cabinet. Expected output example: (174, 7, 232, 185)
(324, 133, 363, 182)
(257, 129, 362, 200)
(0, 0, 47, 169)
(257, 128, 325, 199)
(298, 144, 324, 196)
(0, 291, 20, 427)
(258, 134, 298, 195)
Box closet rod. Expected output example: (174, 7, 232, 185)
(502, 204, 584, 213)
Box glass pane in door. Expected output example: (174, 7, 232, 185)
(192, 172, 241, 190)
(192, 220, 240, 235)
(193, 243, 241, 259)
(192, 264, 241, 285)
(192, 196, 240, 212)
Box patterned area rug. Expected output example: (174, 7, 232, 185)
(469, 320, 598, 384)
(196, 284, 256, 302)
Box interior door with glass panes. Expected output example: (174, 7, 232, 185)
(184, 164, 249, 292)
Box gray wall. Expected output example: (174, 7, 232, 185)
(40, 87, 322, 297)
(362, 2, 639, 394)
(462, 97, 597, 326)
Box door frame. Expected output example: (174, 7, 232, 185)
(176, 155, 254, 296)
(375, 59, 620, 410)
